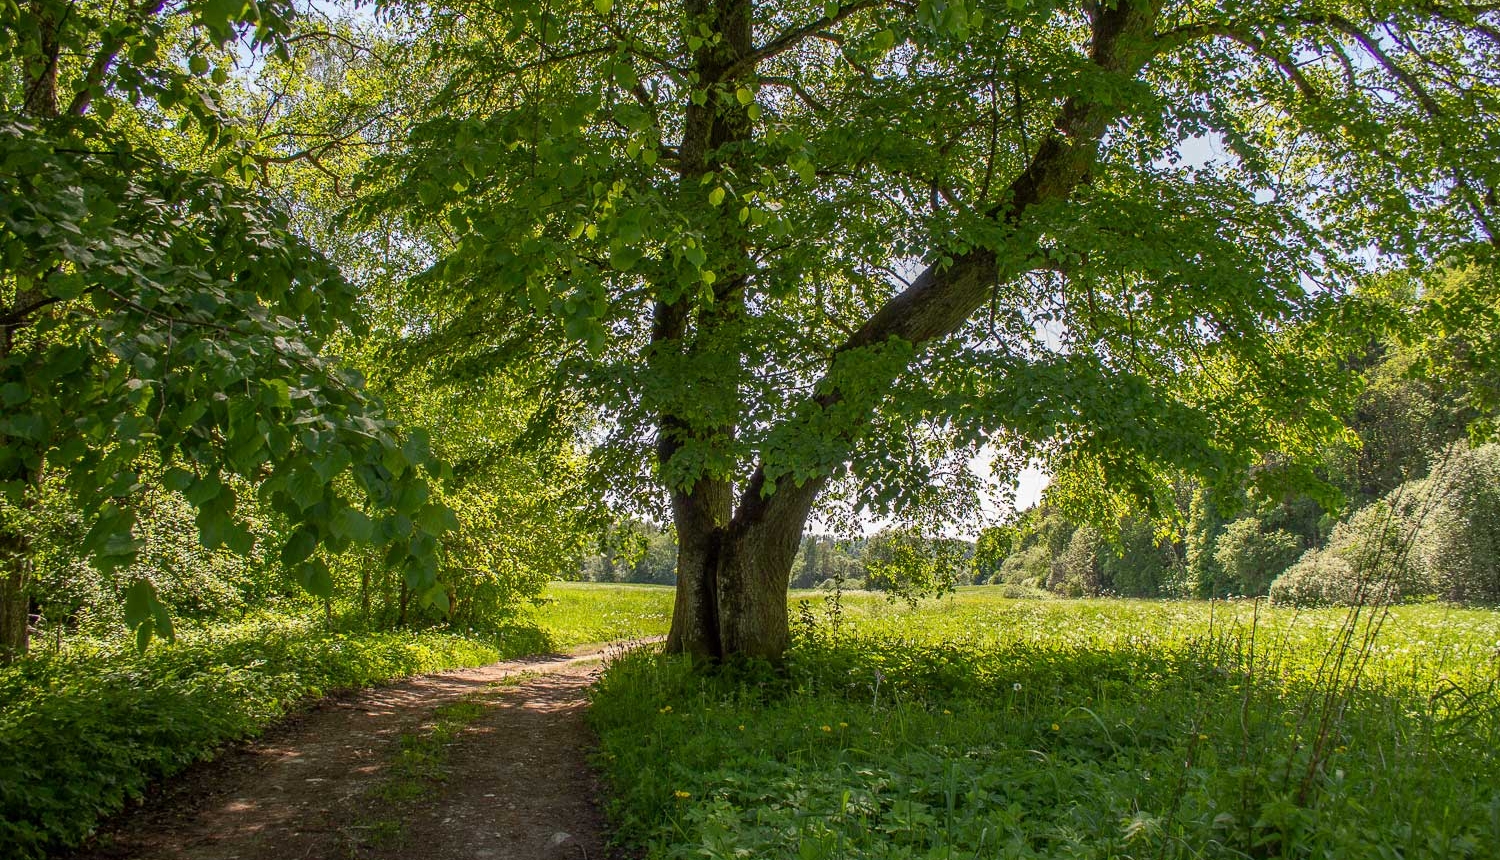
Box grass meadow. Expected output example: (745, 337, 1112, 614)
(587, 586, 1500, 859)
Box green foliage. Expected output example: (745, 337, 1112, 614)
(591, 596, 1500, 859)
(0, 1, 459, 646)
(1416, 444, 1500, 603)
(343, 0, 1500, 578)
(861, 527, 970, 600)
(0, 614, 501, 859)
(1211, 518, 1302, 598)
(580, 520, 680, 585)
(1051, 524, 1103, 597)
(15, 473, 283, 634)
(1270, 443, 1500, 607)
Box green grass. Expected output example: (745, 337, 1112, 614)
(590, 591, 1500, 859)
(529, 581, 675, 647)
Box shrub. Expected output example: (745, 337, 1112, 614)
(992, 542, 1047, 587)
(1269, 501, 1422, 606)
(1269, 550, 1401, 607)
(1412, 443, 1500, 604)
(1213, 518, 1302, 596)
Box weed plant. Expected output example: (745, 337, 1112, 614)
(591, 595, 1500, 859)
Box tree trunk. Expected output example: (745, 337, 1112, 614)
(666, 470, 825, 662)
(666, 509, 802, 662)
(0, 520, 31, 663)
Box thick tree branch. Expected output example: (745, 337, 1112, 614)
(729, 0, 1165, 532)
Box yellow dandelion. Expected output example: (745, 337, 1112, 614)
(838, 722, 848, 728)
(659, 705, 672, 713)
(821, 724, 832, 732)
(738, 725, 746, 731)
(1051, 723, 1061, 732)
(943, 709, 952, 715)
(1198, 733, 1210, 741)
(674, 790, 691, 799)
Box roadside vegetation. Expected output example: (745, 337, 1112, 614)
(0, 583, 671, 859)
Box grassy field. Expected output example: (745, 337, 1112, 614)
(587, 586, 1500, 859)
(6, 583, 1497, 859)
(530, 581, 675, 647)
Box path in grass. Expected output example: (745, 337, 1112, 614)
(71, 641, 655, 860)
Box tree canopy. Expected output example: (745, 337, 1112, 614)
(4, 0, 1498, 661)
(359, 0, 1499, 658)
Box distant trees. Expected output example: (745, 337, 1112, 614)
(579, 525, 974, 596)
(980, 260, 1500, 607)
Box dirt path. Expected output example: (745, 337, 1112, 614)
(71, 642, 654, 860)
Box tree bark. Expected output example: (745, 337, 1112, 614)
(0, 521, 30, 663)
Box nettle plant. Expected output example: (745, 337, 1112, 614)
(0, 1, 455, 659)
(367, 0, 1499, 660)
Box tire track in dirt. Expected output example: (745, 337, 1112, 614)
(69, 640, 657, 860)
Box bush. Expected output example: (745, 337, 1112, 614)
(1413, 443, 1500, 604)
(1213, 518, 1302, 596)
(1269, 550, 1401, 607)
(1269, 501, 1423, 607)
(994, 542, 1051, 587)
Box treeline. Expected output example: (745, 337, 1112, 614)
(980, 265, 1500, 606)
(580, 523, 977, 595)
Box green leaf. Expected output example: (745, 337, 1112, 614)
(421, 583, 451, 615)
(123, 580, 154, 632)
(594, 0, 613, 14)
(281, 526, 318, 566)
(262, 378, 292, 408)
(735, 86, 755, 106)
(332, 507, 375, 542)
(295, 559, 336, 599)
(0, 383, 28, 407)
(708, 187, 726, 206)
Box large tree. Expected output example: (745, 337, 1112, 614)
(370, 0, 1498, 660)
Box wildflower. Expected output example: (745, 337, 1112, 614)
(659, 705, 672, 713)
(1012, 683, 1023, 692)
(1051, 723, 1061, 732)
(1197, 733, 1209, 741)
(838, 722, 848, 728)
(821, 724, 832, 732)
(738, 725, 746, 731)
(942, 709, 952, 715)
(674, 790, 691, 799)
